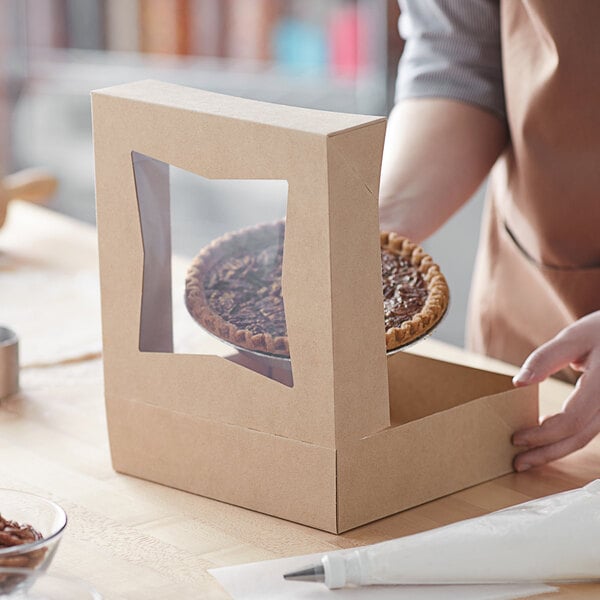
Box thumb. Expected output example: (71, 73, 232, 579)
(513, 330, 589, 387)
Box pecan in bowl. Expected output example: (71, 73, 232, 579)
(0, 490, 67, 595)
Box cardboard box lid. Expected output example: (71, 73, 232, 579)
(93, 79, 384, 137)
(92, 81, 391, 447)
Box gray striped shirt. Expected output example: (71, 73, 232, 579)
(396, 0, 506, 120)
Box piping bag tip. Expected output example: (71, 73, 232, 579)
(283, 563, 325, 583)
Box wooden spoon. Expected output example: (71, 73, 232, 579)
(0, 168, 58, 229)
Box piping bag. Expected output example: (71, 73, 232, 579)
(285, 480, 600, 589)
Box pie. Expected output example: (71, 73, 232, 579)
(379, 231, 449, 351)
(185, 222, 449, 357)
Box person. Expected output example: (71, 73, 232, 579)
(379, 0, 600, 472)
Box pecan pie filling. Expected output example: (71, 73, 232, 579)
(186, 223, 448, 356)
(205, 243, 285, 338)
(381, 249, 428, 329)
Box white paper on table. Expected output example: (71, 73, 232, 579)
(209, 552, 557, 600)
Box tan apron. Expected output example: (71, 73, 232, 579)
(466, 0, 600, 381)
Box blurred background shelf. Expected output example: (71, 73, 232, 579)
(2, 0, 402, 220)
(24, 47, 387, 112)
(0, 0, 486, 349)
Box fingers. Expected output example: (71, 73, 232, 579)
(513, 328, 591, 387)
(513, 417, 600, 472)
(512, 370, 600, 470)
(511, 312, 600, 469)
(513, 375, 591, 446)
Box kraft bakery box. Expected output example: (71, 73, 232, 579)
(91, 80, 538, 533)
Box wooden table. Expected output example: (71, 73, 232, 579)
(1, 202, 599, 599)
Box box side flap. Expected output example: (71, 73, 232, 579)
(92, 79, 384, 137)
(336, 384, 539, 532)
(480, 384, 539, 431)
(107, 396, 339, 533)
(388, 351, 517, 425)
(407, 340, 520, 377)
(326, 119, 391, 442)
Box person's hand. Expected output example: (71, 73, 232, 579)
(511, 311, 600, 471)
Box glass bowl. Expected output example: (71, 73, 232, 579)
(0, 491, 67, 595)
(0, 569, 101, 599)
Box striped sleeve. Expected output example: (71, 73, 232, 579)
(396, 0, 506, 120)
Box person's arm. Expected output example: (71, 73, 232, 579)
(512, 311, 600, 470)
(380, 0, 508, 241)
(379, 99, 508, 241)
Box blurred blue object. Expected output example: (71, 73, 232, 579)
(272, 18, 327, 76)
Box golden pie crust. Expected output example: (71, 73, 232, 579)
(185, 224, 449, 357)
(379, 231, 449, 351)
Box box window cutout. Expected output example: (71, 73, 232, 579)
(133, 151, 293, 387)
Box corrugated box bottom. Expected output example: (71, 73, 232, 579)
(106, 354, 538, 533)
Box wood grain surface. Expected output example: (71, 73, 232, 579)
(0, 202, 599, 599)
